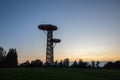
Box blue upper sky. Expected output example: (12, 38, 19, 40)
(0, 0, 120, 63)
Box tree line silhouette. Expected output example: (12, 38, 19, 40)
(0, 46, 120, 69)
(0, 47, 18, 67)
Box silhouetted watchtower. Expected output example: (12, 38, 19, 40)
(38, 24, 61, 65)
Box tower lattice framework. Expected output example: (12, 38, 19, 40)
(38, 24, 61, 65)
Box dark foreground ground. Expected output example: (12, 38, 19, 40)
(0, 68, 120, 80)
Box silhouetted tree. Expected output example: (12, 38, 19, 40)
(53, 60, 58, 67)
(114, 61, 120, 68)
(103, 60, 120, 69)
(103, 61, 113, 69)
(63, 58, 69, 67)
(87, 64, 92, 69)
(30, 59, 43, 67)
(59, 60, 64, 67)
(78, 59, 83, 67)
(20, 60, 30, 67)
(78, 59, 88, 68)
(71, 60, 78, 68)
(91, 61, 95, 68)
(5, 48, 18, 67)
(0, 47, 6, 60)
(0, 47, 6, 66)
(96, 61, 100, 68)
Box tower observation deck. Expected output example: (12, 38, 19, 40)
(38, 24, 61, 65)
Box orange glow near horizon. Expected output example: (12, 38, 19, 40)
(18, 51, 120, 64)
(18, 56, 120, 64)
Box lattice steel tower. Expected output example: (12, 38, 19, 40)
(38, 24, 61, 65)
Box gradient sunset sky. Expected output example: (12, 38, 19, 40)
(0, 0, 120, 63)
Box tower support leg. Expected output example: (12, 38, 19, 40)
(46, 31, 54, 65)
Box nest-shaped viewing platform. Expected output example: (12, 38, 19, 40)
(38, 24, 57, 31)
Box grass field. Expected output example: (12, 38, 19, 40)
(0, 68, 120, 80)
